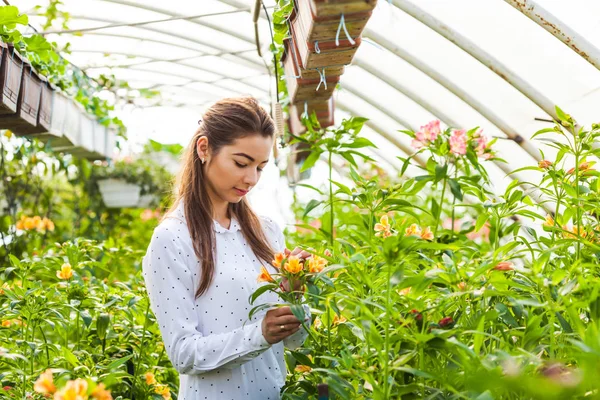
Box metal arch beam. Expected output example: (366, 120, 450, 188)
(504, 0, 600, 71)
(335, 94, 426, 168)
(30, 13, 267, 74)
(362, 28, 542, 162)
(391, 0, 559, 122)
(347, 61, 551, 211)
(68, 49, 269, 91)
(66, 32, 257, 69)
(98, 0, 261, 54)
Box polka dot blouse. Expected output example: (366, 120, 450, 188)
(142, 202, 309, 399)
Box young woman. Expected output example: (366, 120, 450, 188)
(142, 97, 311, 399)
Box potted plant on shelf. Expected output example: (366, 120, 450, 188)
(90, 156, 173, 209)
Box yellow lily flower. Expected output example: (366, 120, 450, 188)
(91, 383, 112, 400)
(57, 263, 73, 280)
(295, 365, 312, 373)
(145, 372, 157, 385)
(374, 215, 392, 237)
(257, 266, 276, 283)
(308, 255, 328, 273)
(284, 256, 303, 274)
(420, 226, 434, 240)
(405, 223, 421, 237)
(271, 252, 285, 269)
(33, 369, 56, 394)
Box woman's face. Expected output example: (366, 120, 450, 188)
(199, 134, 274, 204)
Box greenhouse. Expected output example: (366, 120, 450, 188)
(1, 0, 600, 399)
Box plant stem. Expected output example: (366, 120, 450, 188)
(131, 301, 152, 399)
(383, 262, 393, 398)
(451, 167, 458, 233)
(328, 151, 334, 245)
(434, 175, 448, 237)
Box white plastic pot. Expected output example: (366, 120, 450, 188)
(97, 178, 141, 208)
(137, 194, 158, 208)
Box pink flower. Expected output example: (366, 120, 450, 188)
(141, 209, 155, 221)
(449, 129, 467, 155)
(473, 129, 488, 156)
(411, 120, 441, 149)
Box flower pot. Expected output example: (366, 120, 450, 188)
(15, 77, 56, 140)
(0, 43, 23, 116)
(282, 37, 340, 103)
(45, 91, 77, 149)
(290, 13, 362, 69)
(0, 58, 43, 132)
(137, 194, 159, 208)
(296, 0, 374, 42)
(97, 178, 142, 208)
(69, 108, 99, 159)
(288, 97, 335, 134)
(310, 0, 377, 18)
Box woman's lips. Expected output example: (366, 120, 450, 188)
(234, 188, 248, 196)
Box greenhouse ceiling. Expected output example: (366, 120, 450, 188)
(12, 0, 600, 192)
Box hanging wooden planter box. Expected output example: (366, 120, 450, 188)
(288, 97, 335, 135)
(295, 0, 373, 42)
(310, 0, 378, 18)
(46, 91, 76, 149)
(56, 99, 82, 151)
(69, 110, 98, 159)
(104, 128, 117, 159)
(283, 37, 345, 80)
(0, 43, 23, 116)
(282, 37, 340, 103)
(290, 15, 361, 69)
(0, 60, 43, 133)
(14, 76, 53, 137)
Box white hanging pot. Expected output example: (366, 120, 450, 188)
(137, 194, 158, 208)
(97, 178, 141, 208)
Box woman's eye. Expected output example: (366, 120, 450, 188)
(257, 168, 264, 173)
(234, 161, 246, 168)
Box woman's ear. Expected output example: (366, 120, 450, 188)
(196, 136, 209, 163)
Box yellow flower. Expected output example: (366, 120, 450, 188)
(332, 314, 347, 326)
(420, 226, 434, 240)
(544, 214, 555, 227)
(57, 263, 73, 280)
(257, 266, 276, 283)
(284, 256, 303, 274)
(313, 318, 322, 330)
(34, 216, 45, 230)
(154, 384, 171, 400)
(54, 378, 87, 400)
(1, 320, 11, 327)
(4, 129, 12, 138)
(33, 369, 56, 394)
(405, 223, 421, 237)
(15, 219, 24, 230)
(398, 287, 411, 296)
(91, 383, 112, 400)
(145, 372, 156, 386)
(308, 255, 328, 273)
(374, 215, 392, 237)
(457, 282, 467, 291)
(295, 365, 312, 373)
(42, 217, 55, 232)
(24, 218, 36, 230)
(271, 252, 285, 269)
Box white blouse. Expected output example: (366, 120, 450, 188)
(142, 202, 309, 400)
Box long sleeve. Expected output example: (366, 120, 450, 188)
(261, 217, 311, 350)
(142, 224, 271, 375)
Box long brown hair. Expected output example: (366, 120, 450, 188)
(167, 97, 277, 298)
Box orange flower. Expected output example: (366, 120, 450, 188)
(538, 160, 553, 169)
(15, 219, 24, 230)
(420, 226, 434, 240)
(24, 218, 35, 230)
(567, 162, 594, 175)
(271, 252, 285, 269)
(313, 318, 322, 330)
(374, 215, 392, 237)
(332, 314, 347, 325)
(33, 216, 45, 230)
(1, 320, 11, 327)
(257, 266, 276, 283)
(295, 365, 312, 373)
(398, 287, 411, 296)
(145, 372, 156, 385)
(284, 256, 303, 274)
(54, 378, 88, 400)
(0, 282, 9, 296)
(33, 369, 56, 394)
(457, 282, 467, 291)
(91, 383, 112, 400)
(57, 263, 73, 280)
(544, 214, 555, 227)
(308, 255, 328, 273)
(42, 217, 55, 232)
(154, 384, 171, 400)
(405, 223, 421, 237)
(493, 261, 514, 271)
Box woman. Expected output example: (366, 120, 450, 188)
(142, 97, 310, 399)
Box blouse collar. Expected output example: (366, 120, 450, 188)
(175, 201, 241, 234)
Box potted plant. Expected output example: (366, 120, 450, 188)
(91, 156, 173, 209)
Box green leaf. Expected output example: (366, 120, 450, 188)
(342, 137, 376, 149)
(434, 164, 447, 183)
(303, 199, 322, 218)
(290, 303, 305, 322)
(0, 6, 28, 30)
(299, 150, 322, 172)
(249, 283, 278, 305)
(8, 254, 21, 269)
(63, 347, 80, 368)
(448, 179, 463, 201)
(106, 354, 134, 370)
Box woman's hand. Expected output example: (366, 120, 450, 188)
(261, 306, 304, 344)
